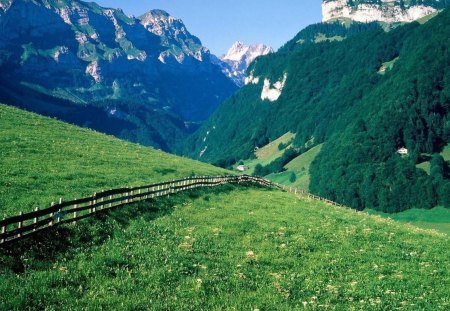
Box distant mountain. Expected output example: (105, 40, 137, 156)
(182, 9, 450, 212)
(0, 0, 237, 151)
(323, 0, 450, 23)
(212, 41, 273, 87)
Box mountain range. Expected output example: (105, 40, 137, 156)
(0, 0, 237, 151)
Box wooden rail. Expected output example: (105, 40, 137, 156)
(0, 175, 272, 246)
(274, 183, 345, 207)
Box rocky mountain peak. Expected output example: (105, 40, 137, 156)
(322, 0, 450, 23)
(140, 9, 182, 33)
(0, 0, 12, 12)
(216, 41, 273, 87)
(223, 41, 248, 61)
(139, 9, 207, 63)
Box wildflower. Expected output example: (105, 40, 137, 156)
(195, 278, 202, 290)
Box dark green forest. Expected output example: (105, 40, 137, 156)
(182, 9, 450, 212)
(310, 11, 450, 212)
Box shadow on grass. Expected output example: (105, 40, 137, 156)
(0, 183, 271, 274)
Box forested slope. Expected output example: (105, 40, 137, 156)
(182, 10, 450, 212)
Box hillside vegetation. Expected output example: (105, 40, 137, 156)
(1, 186, 449, 310)
(267, 144, 323, 191)
(233, 132, 295, 174)
(0, 104, 227, 218)
(367, 206, 450, 235)
(183, 9, 450, 212)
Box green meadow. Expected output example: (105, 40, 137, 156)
(1, 186, 449, 310)
(1, 105, 449, 310)
(267, 144, 323, 191)
(367, 206, 450, 235)
(0, 104, 227, 217)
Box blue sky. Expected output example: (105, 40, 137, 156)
(94, 0, 323, 55)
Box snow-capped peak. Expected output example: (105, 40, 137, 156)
(0, 0, 13, 12)
(223, 41, 250, 62)
(216, 41, 273, 87)
(223, 41, 273, 64)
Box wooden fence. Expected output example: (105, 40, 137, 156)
(275, 183, 345, 207)
(0, 175, 272, 247)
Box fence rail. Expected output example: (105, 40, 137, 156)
(275, 183, 345, 207)
(0, 175, 272, 246)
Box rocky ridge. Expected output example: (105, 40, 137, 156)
(322, 0, 449, 23)
(0, 0, 237, 150)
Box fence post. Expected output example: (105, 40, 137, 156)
(57, 197, 63, 223)
(92, 194, 97, 213)
(33, 207, 39, 232)
(73, 200, 78, 224)
(17, 211, 23, 238)
(50, 202, 55, 226)
(1, 217, 5, 244)
(100, 192, 105, 209)
(109, 194, 113, 208)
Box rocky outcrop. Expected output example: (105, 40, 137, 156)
(322, 0, 449, 23)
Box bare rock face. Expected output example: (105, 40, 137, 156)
(322, 0, 449, 23)
(0, 0, 237, 150)
(140, 10, 209, 64)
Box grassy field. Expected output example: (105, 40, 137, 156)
(1, 186, 449, 310)
(416, 144, 450, 174)
(267, 144, 323, 190)
(0, 104, 228, 217)
(234, 132, 294, 174)
(366, 206, 450, 235)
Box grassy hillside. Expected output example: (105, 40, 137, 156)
(1, 186, 449, 309)
(0, 104, 228, 218)
(417, 144, 450, 174)
(232, 134, 319, 190)
(234, 132, 294, 174)
(367, 206, 450, 235)
(251, 144, 322, 191)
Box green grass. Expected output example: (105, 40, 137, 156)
(1, 186, 449, 310)
(378, 57, 399, 75)
(416, 144, 450, 174)
(366, 206, 450, 235)
(234, 132, 295, 174)
(0, 104, 228, 218)
(416, 10, 442, 24)
(314, 33, 345, 43)
(266, 144, 323, 190)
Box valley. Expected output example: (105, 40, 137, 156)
(185, 6, 450, 213)
(1, 0, 450, 309)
